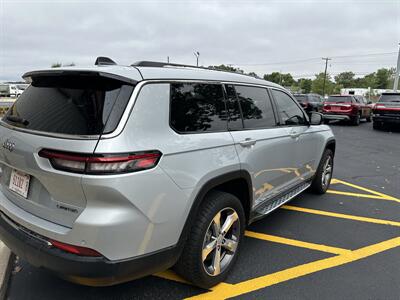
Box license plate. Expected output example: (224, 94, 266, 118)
(9, 169, 30, 198)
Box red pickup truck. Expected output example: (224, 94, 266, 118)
(322, 95, 372, 126)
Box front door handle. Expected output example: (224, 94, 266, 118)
(290, 130, 301, 139)
(239, 138, 256, 147)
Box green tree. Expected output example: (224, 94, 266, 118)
(51, 62, 62, 68)
(263, 72, 294, 86)
(312, 72, 335, 95)
(209, 64, 244, 74)
(375, 68, 392, 89)
(334, 72, 355, 88)
(298, 78, 312, 93)
(247, 72, 260, 78)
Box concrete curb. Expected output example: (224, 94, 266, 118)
(0, 241, 14, 300)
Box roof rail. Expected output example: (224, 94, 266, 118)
(95, 56, 117, 66)
(131, 61, 210, 70)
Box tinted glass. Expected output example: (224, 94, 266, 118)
(379, 94, 400, 102)
(225, 85, 243, 130)
(326, 96, 353, 103)
(3, 75, 134, 135)
(170, 83, 227, 133)
(235, 85, 276, 128)
(272, 89, 306, 126)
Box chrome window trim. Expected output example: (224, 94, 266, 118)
(0, 79, 282, 140)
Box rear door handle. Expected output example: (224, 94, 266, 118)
(239, 138, 256, 147)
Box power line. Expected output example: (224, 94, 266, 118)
(229, 51, 398, 66)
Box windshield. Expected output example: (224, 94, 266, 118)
(3, 75, 134, 135)
(379, 94, 400, 103)
(294, 95, 308, 102)
(326, 96, 353, 103)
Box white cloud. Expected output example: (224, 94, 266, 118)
(0, 0, 399, 81)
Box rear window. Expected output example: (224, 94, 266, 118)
(379, 94, 400, 103)
(3, 75, 134, 135)
(326, 96, 353, 103)
(294, 95, 308, 102)
(170, 83, 227, 133)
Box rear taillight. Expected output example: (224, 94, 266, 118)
(39, 149, 162, 175)
(50, 239, 102, 257)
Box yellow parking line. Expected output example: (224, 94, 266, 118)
(327, 189, 400, 203)
(332, 179, 400, 202)
(155, 269, 190, 284)
(281, 205, 400, 227)
(186, 236, 400, 299)
(245, 231, 350, 255)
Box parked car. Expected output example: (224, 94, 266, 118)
(293, 93, 324, 113)
(0, 58, 335, 288)
(15, 84, 29, 97)
(322, 95, 371, 125)
(372, 92, 400, 130)
(0, 84, 12, 97)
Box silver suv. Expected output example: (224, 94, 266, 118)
(0, 58, 335, 288)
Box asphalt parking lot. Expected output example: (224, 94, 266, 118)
(5, 121, 400, 300)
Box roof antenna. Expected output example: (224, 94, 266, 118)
(95, 56, 117, 66)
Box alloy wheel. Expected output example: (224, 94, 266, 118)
(201, 208, 240, 276)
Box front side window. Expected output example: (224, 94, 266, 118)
(235, 85, 276, 129)
(170, 83, 227, 133)
(272, 89, 307, 126)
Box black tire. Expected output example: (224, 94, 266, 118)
(351, 113, 360, 126)
(174, 191, 245, 289)
(373, 121, 382, 130)
(310, 149, 334, 194)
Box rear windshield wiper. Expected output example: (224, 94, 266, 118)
(6, 115, 29, 126)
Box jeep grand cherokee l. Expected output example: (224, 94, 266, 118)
(372, 92, 400, 130)
(323, 95, 371, 125)
(0, 58, 335, 288)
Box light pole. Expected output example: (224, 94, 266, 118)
(393, 43, 400, 92)
(194, 51, 200, 67)
(322, 57, 332, 97)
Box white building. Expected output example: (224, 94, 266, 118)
(340, 88, 396, 96)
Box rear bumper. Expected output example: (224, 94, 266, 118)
(372, 115, 400, 124)
(0, 211, 179, 286)
(323, 114, 351, 121)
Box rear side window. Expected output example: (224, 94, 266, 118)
(235, 85, 276, 129)
(272, 89, 307, 126)
(170, 83, 227, 133)
(3, 75, 134, 135)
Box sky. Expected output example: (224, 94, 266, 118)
(0, 0, 399, 81)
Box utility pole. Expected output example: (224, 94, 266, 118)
(322, 57, 331, 97)
(194, 51, 200, 67)
(167, 56, 170, 63)
(393, 43, 400, 92)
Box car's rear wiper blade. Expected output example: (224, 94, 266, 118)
(6, 115, 29, 126)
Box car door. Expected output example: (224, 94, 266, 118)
(225, 84, 299, 208)
(270, 88, 321, 184)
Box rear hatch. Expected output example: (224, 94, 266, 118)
(324, 96, 353, 113)
(0, 71, 135, 227)
(374, 94, 400, 117)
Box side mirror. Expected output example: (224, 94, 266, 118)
(309, 112, 323, 125)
